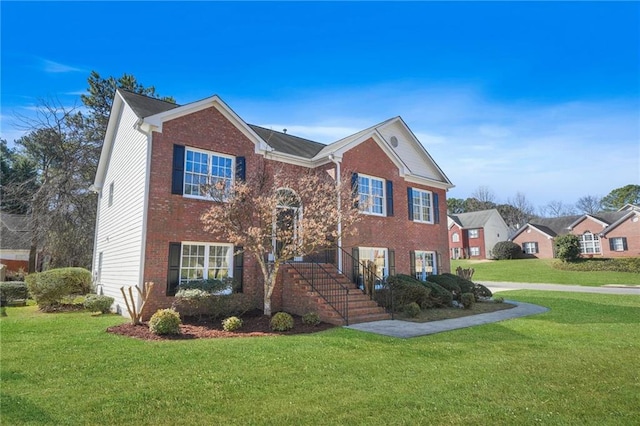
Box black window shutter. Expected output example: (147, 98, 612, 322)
(407, 187, 414, 220)
(171, 145, 185, 195)
(351, 173, 359, 208)
(233, 246, 244, 293)
(433, 193, 440, 224)
(409, 250, 416, 278)
(534, 242, 539, 254)
(386, 180, 394, 217)
(622, 237, 628, 251)
(167, 242, 181, 296)
(235, 157, 246, 182)
(351, 247, 360, 284)
(388, 249, 395, 276)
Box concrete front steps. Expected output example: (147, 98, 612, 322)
(283, 264, 391, 326)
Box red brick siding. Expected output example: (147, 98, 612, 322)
(341, 137, 450, 275)
(600, 216, 640, 258)
(0, 259, 29, 272)
(571, 218, 607, 258)
(511, 228, 555, 259)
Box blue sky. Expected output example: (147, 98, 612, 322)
(2, 1, 638, 210)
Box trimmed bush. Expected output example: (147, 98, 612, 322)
(426, 275, 462, 300)
(493, 296, 505, 304)
(177, 278, 234, 294)
(83, 294, 114, 314)
(386, 275, 432, 309)
(222, 316, 243, 331)
(302, 312, 321, 326)
(461, 293, 475, 309)
(0, 281, 29, 302)
(493, 241, 523, 260)
(149, 309, 181, 335)
(419, 280, 453, 307)
(270, 312, 294, 331)
(441, 273, 475, 294)
(473, 283, 493, 300)
(403, 302, 421, 318)
(553, 257, 640, 273)
(172, 291, 254, 320)
(26, 267, 92, 308)
(554, 234, 581, 262)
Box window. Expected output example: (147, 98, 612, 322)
(358, 174, 385, 215)
(579, 232, 601, 254)
(452, 232, 459, 243)
(180, 243, 232, 285)
(358, 247, 388, 278)
(413, 251, 436, 280)
(411, 189, 433, 223)
(523, 242, 539, 254)
(470, 247, 480, 256)
(610, 237, 627, 252)
(184, 148, 234, 199)
(108, 182, 114, 207)
(468, 229, 479, 238)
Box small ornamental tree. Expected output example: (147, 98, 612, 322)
(554, 234, 581, 262)
(201, 167, 360, 316)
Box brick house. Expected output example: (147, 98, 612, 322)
(510, 208, 640, 259)
(447, 209, 509, 259)
(91, 89, 453, 324)
(0, 213, 31, 272)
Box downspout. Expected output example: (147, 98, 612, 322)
(328, 154, 342, 273)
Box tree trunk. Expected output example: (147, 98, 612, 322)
(263, 295, 272, 317)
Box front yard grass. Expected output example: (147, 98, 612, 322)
(2, 291, 639, 425)
(452, 258, 640, 286)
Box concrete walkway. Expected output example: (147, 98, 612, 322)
(345, 300, 549, 338)
(481, 281, 640, 295)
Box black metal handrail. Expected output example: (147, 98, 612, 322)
(285, 260, 350, 325)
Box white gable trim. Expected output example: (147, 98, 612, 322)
(142, 95, 271, 155)
(568, 214, 609, 230)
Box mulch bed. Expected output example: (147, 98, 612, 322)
(107, 311, 336, 341)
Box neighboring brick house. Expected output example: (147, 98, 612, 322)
(510, 208, 640, 258)
(0, 213, 31, 272)
(92, 89, 454, 323)
(447, 209, 509, 259)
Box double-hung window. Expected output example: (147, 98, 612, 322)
(411, 189, 433, 223)
(184, 148, 234, 199)
(358, 174, 385, 215)
(610, 237, 627, 252)
(468, 229, 479, 239)
(470, 247, 480, 256)
(579, 232, 601, 254)
(180, 243, 233, 285)
(523, 242, 538, 254)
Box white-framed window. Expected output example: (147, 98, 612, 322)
(470, 247, 480, 256)
(358, 174, 385, 216)
(579, 232, 601, 254)
(610, 237, 627, 252)
(452, 232, 460, 242)
(468, 229, 479, 238)
(411, 188, 433, 223)
(108, 182, 114, 207)
(358, 247, 388, 278)
(523, 242, 539, 254)
(184, 148, 234, 199)
(180, 243, 233, 284)
(413, 250, 437, 280)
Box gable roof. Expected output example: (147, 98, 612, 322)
(601, 210, 639, 236)
(118, 90, 179, 118)
(568, 211, 629, 230)
(0, 213, 31, 251)
(510, 215, 582, 240)
(447, 209, 501, 229)
(248, 125, 325, 159)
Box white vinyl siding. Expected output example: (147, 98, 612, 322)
(93, 103, 149, 314)
(378, 124, 443, 181)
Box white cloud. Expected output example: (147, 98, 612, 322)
(42, 59, 84, 73)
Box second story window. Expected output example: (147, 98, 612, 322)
(452, 232, 459, 242)
(358, 174, 385, 216)
(184, 148, 234, 199)
(468, 229, 479, 239)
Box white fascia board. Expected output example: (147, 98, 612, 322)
(379, 116, 454, 187)
(404, 173, 455, 190)
(142, 95, 268, 153)
(93, 93, 126, 191)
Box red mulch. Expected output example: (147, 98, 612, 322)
(107, 311, 336, 341)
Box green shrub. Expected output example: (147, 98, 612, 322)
(270, 312, 294, 331)
(553, 257, 640, 273)
(149, 309, 181, 335)
(222, 316, 243, 331)
(0, 281, 29, 302)
(426, 275, 461, 300)
(83, 294, 114, 313)
(493, 296, 505, 304)
(210, 293, 254, 319)
(419, 280, 453, 307)
(473, 283, 493, 300)
(441, 273, 475, 294)
(302, 312, 321, 326)
(492, 241, 523, 260)
(403, 302, 421, 318)
(554, 234, 581, 262)
(461, 293, 475, 309)
(177, 278, 234, 294)
(5, 268, 26, 282)
(386, 275, 432, 310)
(25, 267, 92, 308)
(172, 291, 254, 320)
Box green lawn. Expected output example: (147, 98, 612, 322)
(452, 258, 640, 286)
(2, 291, 639, 425)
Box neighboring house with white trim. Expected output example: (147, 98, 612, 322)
(92, 89, 454, 323)
(447, 209, 509, 259)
